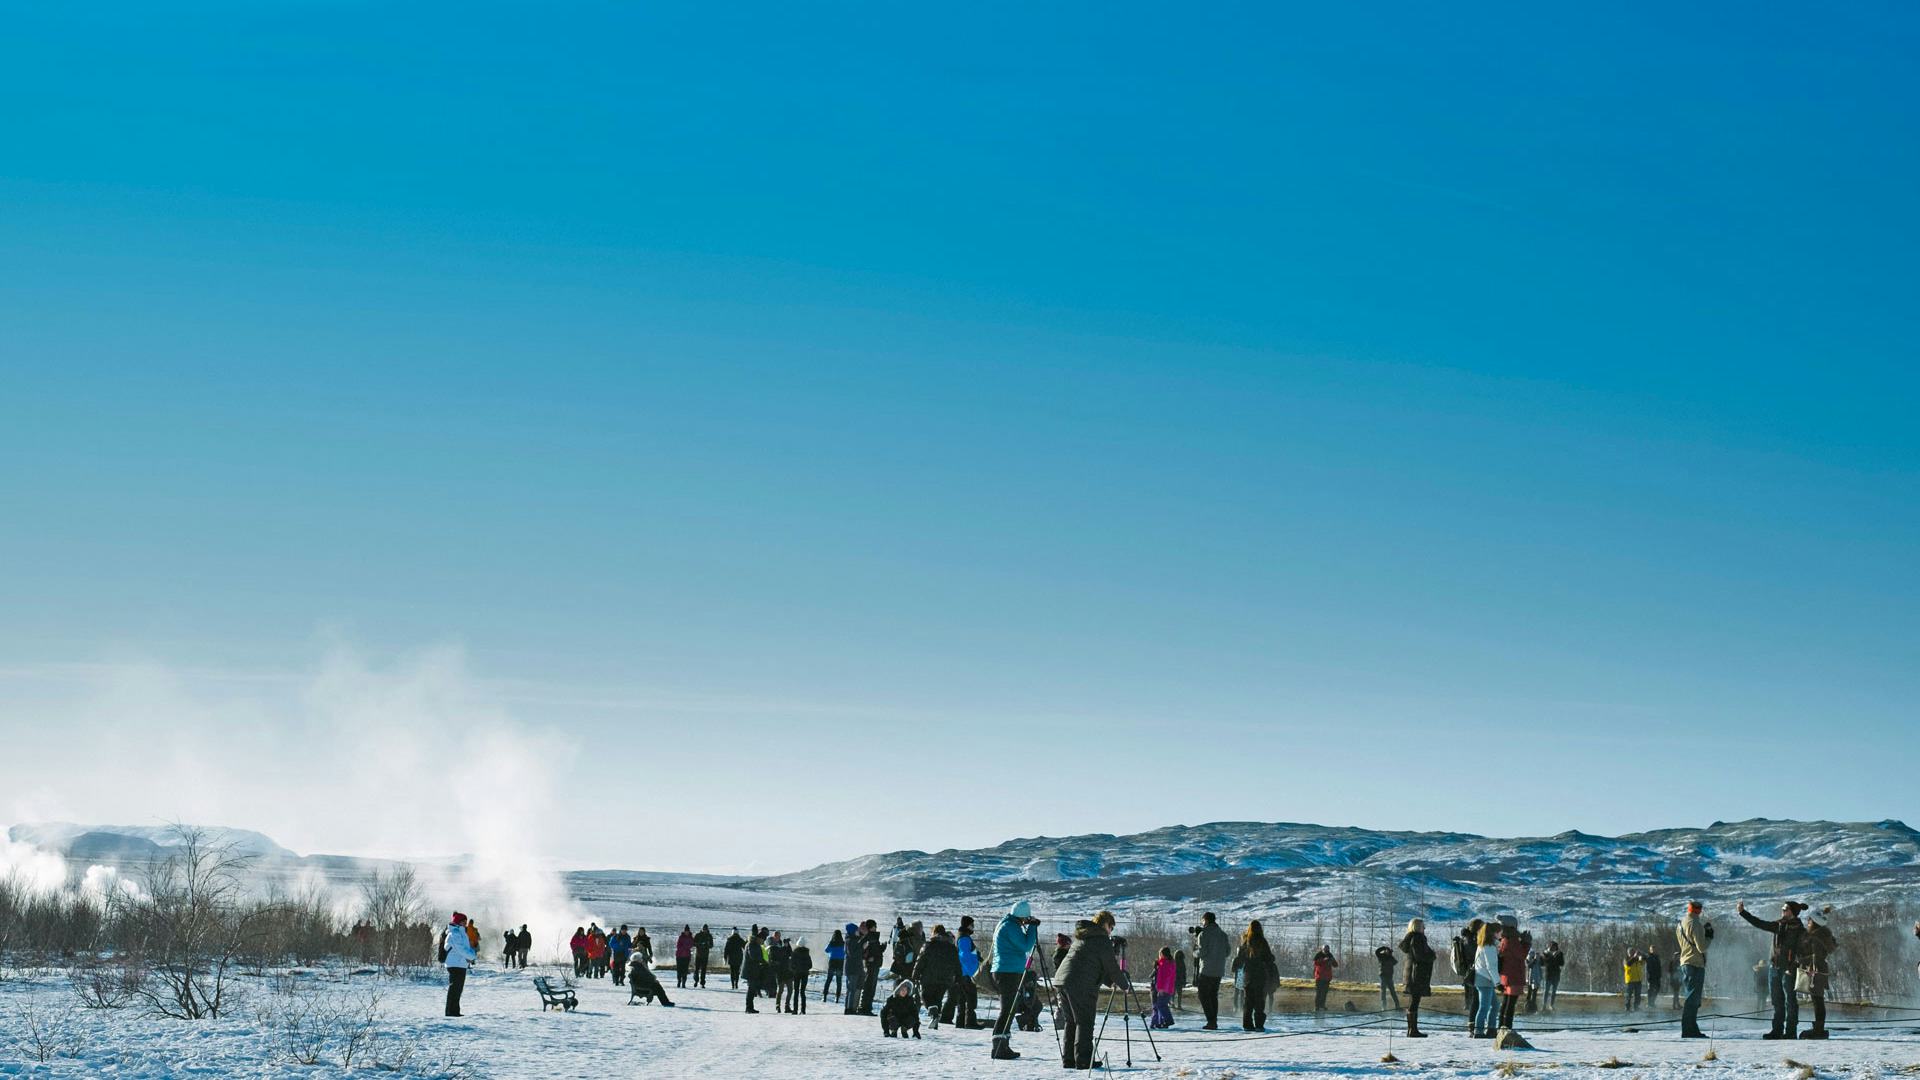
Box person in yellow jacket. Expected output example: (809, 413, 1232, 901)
(1622, 951, 1645, 1011)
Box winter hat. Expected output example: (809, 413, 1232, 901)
(845, 922, 858, 935)
(1010, 900, 1033, 920)
(451, 912, 467, 925)
(797, 938, 808, 948)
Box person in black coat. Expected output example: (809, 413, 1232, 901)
(1056, 913, 1127, 1069)
(913, 926, 962, 1030)
(1739, 900, 1808, 1039)
(789, 940, 814, 1014)
(1374, 943, 1402, 1009)
(1230, 920, 1278, 1033)
(843, 923, 868, 1016)
(1399, 919, 1435, 1037)
(861, 922, 886, 1013)
(742, 929, 769, 1014)
(881, 981, 921, 1038)
(724, 928, 746, 989)
(693, 925, 714, 987)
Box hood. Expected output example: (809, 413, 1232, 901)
(1073, 919, 1108, 942)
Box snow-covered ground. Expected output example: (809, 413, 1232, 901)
(5, 964, 1917, 1079)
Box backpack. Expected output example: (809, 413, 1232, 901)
(1450, 936, 1472, 976)
(436, 928, 449, 964)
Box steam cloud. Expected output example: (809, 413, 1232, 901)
(0, 644, 600, 959)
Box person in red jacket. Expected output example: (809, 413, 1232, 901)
(1497, 922, 1529, 1031)
(1311, 946, 1338, 1012)
(586, 928, 609, 978)
(570, 927, 589, 976)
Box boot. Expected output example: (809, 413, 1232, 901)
(992, 1038, 1021, 1060)
(1800, 1028, 1828, 1040)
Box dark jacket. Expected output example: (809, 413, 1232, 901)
(1645, 951, 1664, 982)
(1231, 937, 1278, 994)
(1399, 930, 1435, 997)
(1740, 908, 1806, 969)
(881, 991, 919, 1031)
(914, 933, 962, 989)
(863, 934, 887, 969)
(1542, 948, 1565, 978)
(1196, 923, 1231, 978)
(792, 945, 814, 977)
(694, 929, 714, 954)
(844, 930, 867, 973)
(1802, 922, 1834, 989)
(724, 933, 746, 965)
(1056, 920, 1126, 999)
(1374, 945, 1398, 975)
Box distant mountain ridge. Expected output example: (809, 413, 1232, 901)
(745, 818, 1920, 924)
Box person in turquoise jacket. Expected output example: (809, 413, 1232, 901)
(990, 901, 1040, 1060)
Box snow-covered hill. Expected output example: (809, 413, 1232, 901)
(745, 818, 1920, 924)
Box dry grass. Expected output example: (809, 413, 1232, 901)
(1597, 1056, 1629, 1069)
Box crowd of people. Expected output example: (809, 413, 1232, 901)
(428, 896, 1912, 1061)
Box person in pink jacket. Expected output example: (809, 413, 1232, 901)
(675, 926, 696, 987)
(1150, 947, 1177, 1028)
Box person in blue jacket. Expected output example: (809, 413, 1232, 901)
(943, 915, 983, 1027)
(822, 928, 848, 1003)
(990, 900, 1040, 1061)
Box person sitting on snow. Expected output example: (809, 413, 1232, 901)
(627, 952, 676, 1007)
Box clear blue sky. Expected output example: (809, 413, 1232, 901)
(2, 2, 1916, 871)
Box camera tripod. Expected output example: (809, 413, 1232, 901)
(1090, 938, 1162, 1067)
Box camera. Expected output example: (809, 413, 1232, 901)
(1186, 925, 1203, 936)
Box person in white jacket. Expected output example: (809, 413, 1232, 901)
(442, 911, 478, 1017)
(1472, 924, 1501, 1038)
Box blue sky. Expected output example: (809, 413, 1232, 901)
(1, 2, 1916, 871)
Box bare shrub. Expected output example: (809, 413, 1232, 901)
(69, 953, 145, 1009)
(358, 865, 430, 971)
(254, 976, 387, 1067)
(118, 824, 271, 1019)
(6, 998, 88, 1062)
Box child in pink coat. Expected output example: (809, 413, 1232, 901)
(1150, 947, 1177, 1028)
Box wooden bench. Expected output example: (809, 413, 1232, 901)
(533, 975, 578, 1011)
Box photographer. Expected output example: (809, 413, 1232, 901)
(1192, 913, 1230, 1030)
(1056, 910, 1126, 1070)
(990, 900, 1040, 1061)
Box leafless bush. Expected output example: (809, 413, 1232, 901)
(6, 998, 89, 1062)
(0, 871, 107, 962)
(69, 953, 145, 1009)
(375, 1036, 480, 1080)
(254, 977, 387, 1067)
(357, 865, 431, 971)
(117, 824, 270, 1019)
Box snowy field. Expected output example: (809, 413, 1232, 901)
(5, 964, 1919, 1079)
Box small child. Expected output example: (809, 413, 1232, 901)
(882, 981, 922, 1038)
(1150, 947, 1176, 1028)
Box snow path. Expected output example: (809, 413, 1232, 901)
(5, 965, 1919, 1078)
